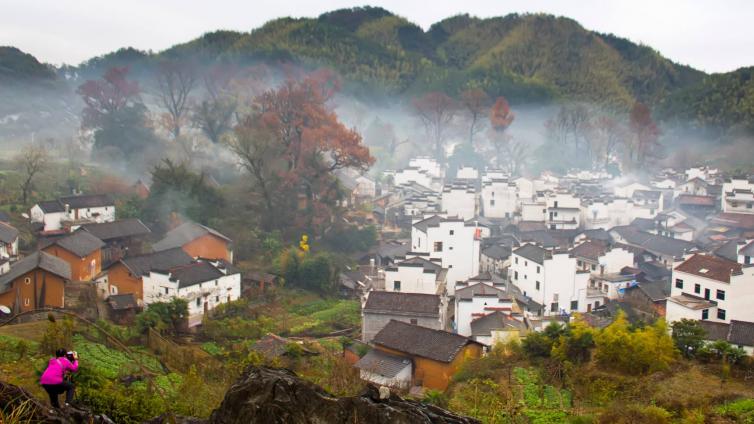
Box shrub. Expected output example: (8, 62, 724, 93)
(594, 312, 676, 374)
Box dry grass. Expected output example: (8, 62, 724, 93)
(0, 321, 49, 342)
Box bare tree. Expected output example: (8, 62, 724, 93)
(412, 92, 458, 163)
(461, 88, 490, 145)
(156, 61, 197, 138)
(18, 144, 48, 205)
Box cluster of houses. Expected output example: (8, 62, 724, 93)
(0, 193, 240, 327)
(343, 160, 754, 393)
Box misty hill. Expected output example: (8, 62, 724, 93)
(0, 46, 56, 83)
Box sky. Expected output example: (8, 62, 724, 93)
(1, 0, 752, 73)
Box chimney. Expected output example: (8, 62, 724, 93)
(64, 204, 70, 215)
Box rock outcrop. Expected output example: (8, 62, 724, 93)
(208, 366, 479, 424)
(0, 381, 114, 424)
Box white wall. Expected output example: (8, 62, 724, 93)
(441, 189, 477, 220)
(481, 180, 517, 219)
(455, 296, 514, 336)
(384, 264, 441, 295)
(510, 250, 589, 316)
(360, 365, 412, 389)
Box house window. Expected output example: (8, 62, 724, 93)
(110, 286, 117, 295)
(449, 230, 454, 235)
(570, 300, 578, 310)
(716, 289, 725, 300)
(554, 201, 559, 208)
(536, 266, 540, 273)
(524, 260, 528, 266)
(490, 200, 496, 206)
(694, 284, 701, 294)
(550, 302, 559, 312)
(515, 257, 518, 264)
(746, 256, 751, 265)
(591, 264, 596, 271)
(410, 319, 418, 325)
(24, 277, 31, 285)
(748, 204, 753, 209)
(433, 242, 443, 252)
(215, 295, 220, 302)
(577, 260, 582, 267)
(393, 281, 401, 291)
(717, 309, 726, 320)
(702, 309, 709, 320)
(196, 298, 201, 307)
(535, 281, 540, 290)
(24, 298, 30, 306)
(675, 279, 683, 289)
(514, 271, 518, 280)
(449, 246, 453, 250)
(215, 280, 218, 286)
(164, 287, 169, 295)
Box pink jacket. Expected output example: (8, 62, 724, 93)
(40, 357, 78, 385)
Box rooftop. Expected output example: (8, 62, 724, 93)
(43, 230, 105, 257)
(354, 349, 411, 378)
(372, 320, 483, 363)
(0, 251, 71, 292)
(153, 221, 231, 252)
(119, 247, 193, 277)
(363, 291, 440, 316)
(80, 219, 151, 241)
(513, 244, 551, 265)
(674, 254, 742, 284)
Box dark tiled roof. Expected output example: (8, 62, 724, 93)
(169, 261, 226, 289)
(576, 229, 612, 243)
(0, 211, 10, 222)
(37, 200, 65, 213)
(153, 222, 231, 252)
(396, 256, 442, 272)
(513, 244, 550, 265)
(699, 321, 731, 342)
(631, 218, 656, 232)
(107, 293, 137, 310)
(119, 248, 193, 277)
(713, 240, 739, 262)
(481, 245, 511, 260)
(456, 282, 508, 301)
(363, 291, 440, 316)
(635, 280, 669, 302)
(45, 230, 105, 257)
(737, 240, 754, 257)
(729, 320, 754, 347)
(675, 254, 741, 283)
(0, 251, 71, 292)
(0, 222, 19, 244)
(470, 311, 527, 337)
(372, 320, 483, 363)
(412, 215, 443, 233)
(710, 213, 754, 230)
(59, 194, 114, 209)
(355, 349, 411, 378)
(570, 240, 608, 261)
(80, 219, 151, 241)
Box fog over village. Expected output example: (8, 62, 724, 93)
(0, 3, 754, 423)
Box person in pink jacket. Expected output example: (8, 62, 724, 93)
(40, 348, 79, 408)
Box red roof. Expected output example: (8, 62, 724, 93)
(674, 254, 742, 283)
(677, 195, 715, 206)
(711, 213, 754, 230)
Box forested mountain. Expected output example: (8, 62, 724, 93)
(0, 6, 752, 131)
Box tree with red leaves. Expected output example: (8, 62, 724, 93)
(460, 88, 490, 145)
(629, 102, 661, 167)
(488, 96, 518, 171)
(230, 70, 373, 232)
(412, 92, 458, 163)
(77, 67, 140, 130)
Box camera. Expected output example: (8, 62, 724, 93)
(66, 351, 77, 361)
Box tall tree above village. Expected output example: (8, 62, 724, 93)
(192, 65, 241, 144)
(629, 102, 661, 168)
(412, 92, 458, 163)
(230, 70, 373, 232)
(488, 96, 515, 170)
(460, 88, 490, 146)
(77, 66, 140, 130)
(156, 60, 197, 138)
(591, 116, 627, 169)
(16, 144, 47, 205)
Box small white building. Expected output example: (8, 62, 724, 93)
(354, 349, 412, 389)
(545, 193, 581, 230)
(0, 222, 19, 261)
(441, 181, 477, 220)
(142, 259, 241, 327)
(383, 255, 447, 295)
(481, 178, 517, 219)
(411, 216, 482, 295)
(454, 283, 514, 337)
(456, 166, 479, 180)
(509, 244, 590, 316)
(722, 177, 754, 214)
(31, 194, 115, 233)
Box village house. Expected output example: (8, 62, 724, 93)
(469, 311, 528, 346)
(610, 226, 698, 268)
(361, 290, 446, 343)
(677, 177, 712, 197)
(0, 251, 71, 313)
(441, 180, 477, 220)
(721, 177, 754, 214)
(699, 320, 754, 355)
(667, 252, 754, 324)
(509, 244, 591, 316)
(480, 244, 511, 276)
(80, 219, 151, 267)
(105, 293, 139, 325)
(41, 230, 104, 281)
(455, 166, 479, 180)
(410, 215, 482, 294)
(480, 177, 517, 219)
(30, 194, 115, 233)
(545, 193, 581, 230)
(153, 221, 233, 263)
(454, 282, 514, 337)
(142, 259, 241, 327)
(383, 255, 447, 295)
(358, 320, 484, 390)
(0, 221, 19, 261)
(98, 247, 193, 302)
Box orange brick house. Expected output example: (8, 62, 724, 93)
(0, 251, 71, 313)
(98, 247, 192, 301)
(41, 231, 104, 281)
(152, 222, 233, 262)
(357, 320, 484, 391)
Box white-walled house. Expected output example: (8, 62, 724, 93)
(481, 178, 517, 219)
(383, 256, 447, 295)
(667, 252, 754, 325)
(361, 290, 446, 343)
(545, 193, 581, 230)
(614, 182, 650, 198)
(393, 167, 434, 191)
(571, 241, 634, 275)
(454, 283, 514, 337)
(456, 166, 479, 180)
(515, 177, 535, 201)
(31, 194, 115, 233)
(411, 216, 482, 294)
(509, 244, 590, 316)
(722, 177, 754, 214)
(441, 181, 477, 220)
(142, 259, 241, 327)
(0, 222, 19, 261)
(409, 157, 442, 179)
